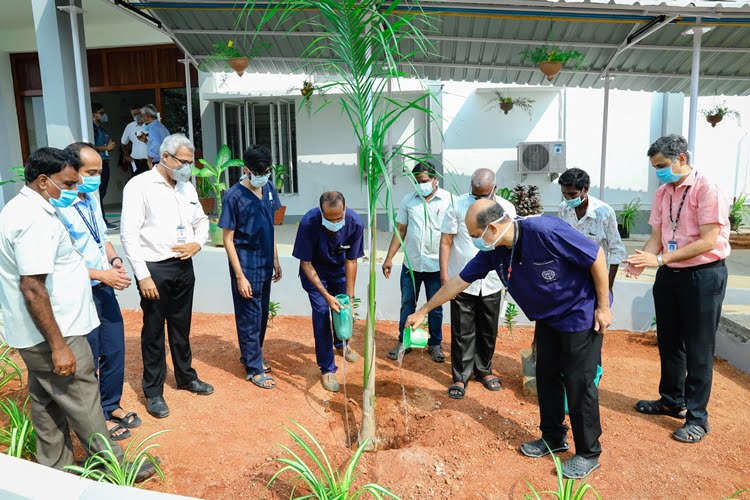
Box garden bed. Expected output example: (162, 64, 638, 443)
(2, 312, 750, 499)
(729, 233, 750, 250)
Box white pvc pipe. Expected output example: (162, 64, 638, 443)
(687, 18, 703, 162)
(599, 71, 610, 201)
(65, 3, 90, 142)
(182, 60, 193, 143)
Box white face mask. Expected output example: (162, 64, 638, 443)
(472, 215, 511, 252)
(250, 173, 270, 188)
(417, 181, 434, 197)
(161, 163, 192, 184)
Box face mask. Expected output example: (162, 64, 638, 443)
(565, 195, 585, 208)
(78, 175, 101, 193)
(655, 160, 683, 184)
(142, 122, 151, 133)
(250, 173, 270, 188)
(472, 216, 511, 252)
(98, 113, 108, 124)
(162, 163, 192, 184)
(417, 181, 434, 197)
(45, 177, 78, 208)
(321, 213, 346, 232)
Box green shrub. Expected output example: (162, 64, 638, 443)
(0, 396, 36, 460)
(0, 341, 23, 391)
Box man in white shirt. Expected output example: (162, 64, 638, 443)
(0, 147, 156, 481)
(121, 103, 149, 177)
(121, 134, 212, 419)
(440, 169, 514, 399)
(558, 168, 626, 291)
(383, 161, 453, 363)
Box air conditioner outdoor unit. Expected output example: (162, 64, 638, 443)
(517, 141, 566, 174)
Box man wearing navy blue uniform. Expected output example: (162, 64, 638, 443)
(405, 199, 613, 479)
(219, 145, 283, 389)
(292, 192, 364, 392)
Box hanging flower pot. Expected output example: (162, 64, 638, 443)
(301, 80, 315, 100)
(706, 114, 723, 127)
(494, 92, 535, 119)
(228, 57, 249, 76)
(500, 101, 514, 114)
(539, 61, 562, 81)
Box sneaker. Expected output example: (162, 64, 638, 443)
(106, 222, 119, 230)
(337, 345, 359, 362)
(321, 372, 340, 392)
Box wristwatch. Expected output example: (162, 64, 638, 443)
(110, 256, 123, 266)
(656, 255, 664, 267)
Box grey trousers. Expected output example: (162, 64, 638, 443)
(18, 335, 123, 470)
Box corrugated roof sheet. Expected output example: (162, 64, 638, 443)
(128, 0, 750, 95)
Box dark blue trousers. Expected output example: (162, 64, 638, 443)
(301, 274, 346, 375)
(231, 275, 272, 377)
(398, 266, 443, 346)
(88, 285, 125, 420)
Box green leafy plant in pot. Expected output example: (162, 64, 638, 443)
(729, 193, 750, 233)
(520, 45, 585, 82)
(511, 184, 544, 216)
(494, 92, 535, 119)
(617, 197, 642, 239)
(191, 144, 244, 246)
(701, 101, 741, 128)
(271, 164, 288, 225)
(204, 40, 268, 77)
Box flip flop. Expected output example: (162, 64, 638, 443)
(108, 423, 131, 442)
(109, 411, 142, 429)
(246, 372, 276, 389)
(239, 356, 272, 373)
(447, 384, 466, 399)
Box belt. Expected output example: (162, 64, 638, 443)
(664, 259, 725, 273)
(92, 283, 107, 289)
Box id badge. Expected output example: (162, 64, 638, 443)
(176, 225, 187, 244)
(667, 240, 678, 252)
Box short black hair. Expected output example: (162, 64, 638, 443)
(319, 191, 345, 210)
(130, 103, 141, 110)
(24, 147, 80, 183)
(243, 145, 272, 174)
(91, 102, 103, 114)
(64, 142, 96, 163)
(647, 134, 690, 163)
(476, 202, 506, 230)
(412, 161, 436, 178)
(558, 168, 590, 191)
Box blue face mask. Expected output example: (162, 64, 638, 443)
(250, 173, 270, 188)
(655, 160, 684, 184)
(321, 212, 346, 232)
(141, 122, 151, 133)
(46, 177, 78, 208)
(565, 195, 585, 208)
(471, 216, 511, 252)
(77, 175, 101, 194)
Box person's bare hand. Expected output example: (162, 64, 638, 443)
(139, 277, 160, 301)
(236, 275, 253, 299)
(382, 258, 393, 279)
(273, 259, 283, 283)
(594, 307, 613, 334)
(326, 294, 342, 314)
(172, 243, 201, 260)
(52, 343, 76, 377)
(124, 154, 133, 163)
(106, 140, 116, 151)
(622, 263, 645, 279)
(623, 250, 658, 269)
(98, 268, 132, 290)
(405, 309, 427, 332)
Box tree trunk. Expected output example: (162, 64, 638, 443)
(360, 178, 378, 450)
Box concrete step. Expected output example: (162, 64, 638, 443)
(716, 305, 750, 375)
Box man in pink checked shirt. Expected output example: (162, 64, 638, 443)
(624, 134, 730, 445)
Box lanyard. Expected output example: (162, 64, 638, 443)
(499, 220, 519, 288)
(73, 200, 102, 249)
(668, 185, 691, 239)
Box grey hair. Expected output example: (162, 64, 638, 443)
(471, 168, 496, 190)
(140, 104, 159, 118)
(476, 202, 506, 230)
(647, 134, 691, 163)
(159, 134, 195, 157)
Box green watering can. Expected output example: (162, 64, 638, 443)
(331, 294, 353, 341)
(403, 325, 428, 349)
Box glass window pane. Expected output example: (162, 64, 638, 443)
(24, 96, 48, 152)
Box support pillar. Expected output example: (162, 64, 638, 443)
(687, 18, 703, 162)
(32, 0, 92, 148)
(599, 71, 611, 200)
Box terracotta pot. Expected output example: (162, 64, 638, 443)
(274, 205, 286, 225)
(706, 114, 723, 127)
(301, 88, 313, 100)
(539, 61, 562, 81)
(228, 57, 249, 76)
(499, 102, 514, 115)
(199, 197, 215, 215)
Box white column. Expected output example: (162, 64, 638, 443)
(182, 59, 194, 143)
(687, 18, 703, 161)
(31, 0, 92, 147)
(599, 71, 611, 200)
(0, 51, 23, 207)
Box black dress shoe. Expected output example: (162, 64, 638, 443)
(177, 378, 214, 395)
(146, 396, 169, 418)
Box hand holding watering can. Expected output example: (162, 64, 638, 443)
(403, 309, 429, 349)
(331, 294, 354, 341)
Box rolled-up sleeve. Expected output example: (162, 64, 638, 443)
(440, 202, 458, 235)
(120, 184, 150, 280)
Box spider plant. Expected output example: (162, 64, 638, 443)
(525, 447, 600, 500)
(267, 421, 399, 499)
(729, 193, 750, 233)
(0, 341, 23, 391)
(0, 396, 36, 460)
(64, 430, 168, 487)
(241, 0, 436, 447)
(617, 197, 642, 238)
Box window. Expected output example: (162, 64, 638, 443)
(218, 100, 298, 193)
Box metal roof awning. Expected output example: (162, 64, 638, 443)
(115, 0, 750, 95)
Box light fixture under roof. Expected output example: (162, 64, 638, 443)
(682, 26, 714, 36)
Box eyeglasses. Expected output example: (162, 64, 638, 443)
(168, 152, 194, 167)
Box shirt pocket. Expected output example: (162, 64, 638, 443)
(532, 260, 561, 286)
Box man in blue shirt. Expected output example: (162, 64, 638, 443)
(91, 102, 116, 229)
(405, 199, 613, 479)
(57, 142, 141, 441)
(292, 192, 364, 392)
(219, 145, 283, 389)
(139, 104, 170, 170)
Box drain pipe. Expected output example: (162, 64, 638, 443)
(58, 2, 89, 142)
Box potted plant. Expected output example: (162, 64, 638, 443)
(617, 197, 642, 239)
(301, 80, 315, 100)
(272, 164, 288, 225)
(701, 101, 742, 128)
(206, 40, 268, 76)
(494, 92, 535, 119)
(511, 184, 544, 216)
(196, 177, 215, 215)
(729, 193, 749, 233)
(520, 45, 585, 81)
(191, 144, 244, 246)
(496, 186, 513, 201)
